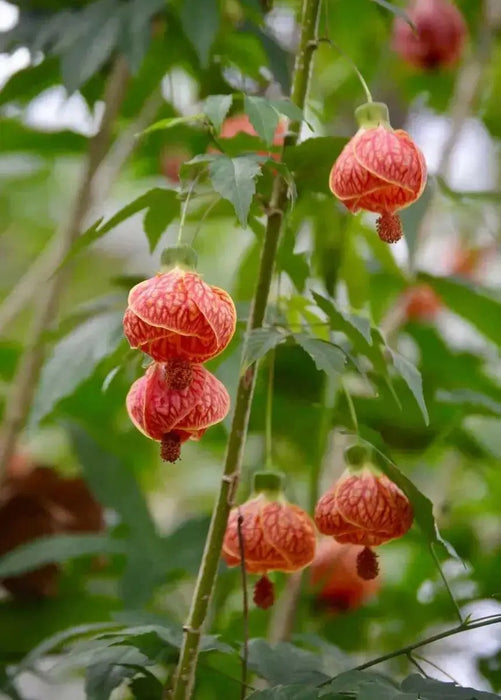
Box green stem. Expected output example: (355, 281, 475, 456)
(177, 177, 199, 245)
(308, 374, 337, 514)
(236, 510, 249, 700)
(342, 380, 359, 435)
(264, 349, 275, 470)
(343, 615, 501, 675)
(166, 0, 322, 696)
(330, 39, 373, 103)
(430, 543, 464, 625)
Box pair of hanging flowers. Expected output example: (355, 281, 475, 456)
(123, 245, 236, 462)
(223, 447, 414, 609)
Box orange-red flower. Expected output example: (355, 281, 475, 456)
(403, 283, 441, 322)
(126, 361, 230, 462)
(314, 468, 413, 547)
(392, 0, 467, 71)
(329, 103, 426, 244)
(123, 267, 236, 363)
(222, 479, 316, 608)
(218, 113, 286, 161)
(309, 538, 380, 612)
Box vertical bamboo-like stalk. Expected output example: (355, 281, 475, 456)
(166, 1, 322, 697)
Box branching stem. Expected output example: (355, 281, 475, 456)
(166, 0, 322, 696)
(0, 56, 130, 478)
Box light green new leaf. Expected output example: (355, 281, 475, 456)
(312, 292, 372, 346)
(293, 335, 346, 377)
(0, 534, 126, 578)
(204, 94, 233, 132)
(140, 114, 205, 136)
(208, 155, 262, 227)
(30, 311, 125, 426)
(244, 95, 280, 145)
(248, 639, 329, 686)
(242, 328, 286, 369)
(388, 349, 429, 424)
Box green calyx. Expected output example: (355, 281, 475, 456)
(252, 470, 285, 497)
(355, 102, 391, 130)
(160, 245, 198, 271)
(344, 444, 381, 475)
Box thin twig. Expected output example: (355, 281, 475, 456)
(190, 196, 222, 245)
(413, 653, 459, 684)
(407, 652, 430, 678)
(429, 543, 463, 625)
(328, 615, 501, 677)
(0, 56, 130, 477)
(237, 510, 249, 700)
(264, 348, 275, 469)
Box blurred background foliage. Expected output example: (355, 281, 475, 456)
(0, 0, 501, 698)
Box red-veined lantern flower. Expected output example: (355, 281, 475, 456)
(222, 472, 316, 609)
(123, 247, 236, 364)
(309, 538, 380, 612)
(329, 102, 427, 244)
(403, 283, 441, 322)
(126, 360, 230, 463)
(315, 446, 413, 580)
(392, 0, 467, 71)
(218, 113, 286, 161)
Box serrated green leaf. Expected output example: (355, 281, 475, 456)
(208, 155, 262, 227)
(312, 293, 372, 346)
(61, 188, 177, 268)
(86, 660, 137, 700)
(293, 335, 346, 377)
(0, 535, 126, 579)
(388, 349, 429, 424)
(15, 623, 120, 677)
(248, 639, 329, 686)
(323, 669, 399, 695)
(130, 674, 163, 700)
(181, 0, 220, 66)
(204, 94, 233, 131)
(248, 687, 321, 700)
(269, 98, 303, 122)
(30, 311, 124, 426)
(60, 0, 121, 92)
(401, 674, 500, 699)
(242, 328, 285, 368)
(244, 95, 280, 145)
(419, 273, 501, 348)
(357, 433, 449, 550)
